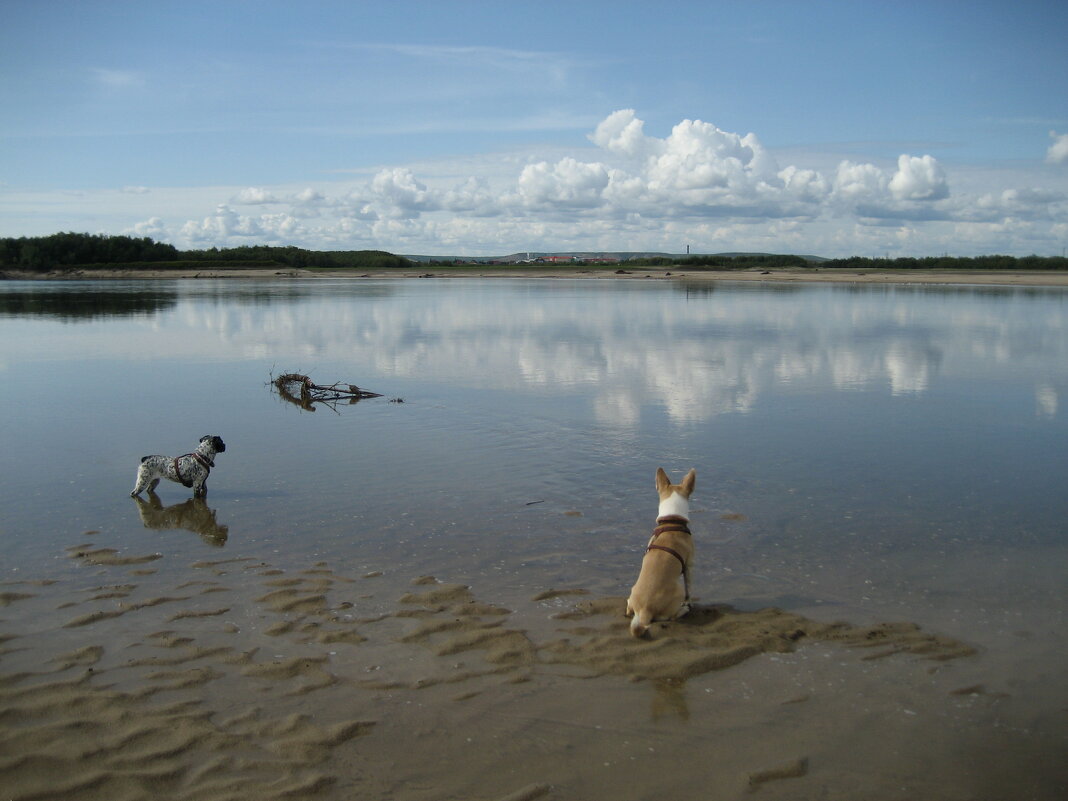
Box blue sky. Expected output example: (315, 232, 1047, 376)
(2, 0, 1066, 257)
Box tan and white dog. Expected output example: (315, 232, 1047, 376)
(626, 467, 696, 637)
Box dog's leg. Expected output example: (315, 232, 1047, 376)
(192, 481, 207, 498)
(148, 478, 161, 492)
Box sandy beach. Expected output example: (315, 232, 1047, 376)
(5, 265, 1068, 286)
(4, 531, 1054, 801)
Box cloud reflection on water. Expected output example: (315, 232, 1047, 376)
(2, 280, 1066, 426)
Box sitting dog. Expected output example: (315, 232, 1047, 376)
(130, 435, 226, 499)
(626, 467, 696, 637)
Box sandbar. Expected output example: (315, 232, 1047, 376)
(5, 266, 1068, 286)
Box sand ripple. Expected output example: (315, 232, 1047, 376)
(0, 538, 981, 801)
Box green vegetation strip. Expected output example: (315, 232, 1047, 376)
(3, 232, 1066, 273)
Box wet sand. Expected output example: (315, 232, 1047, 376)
(3, 535, 1062, 801)
(5, 266, 1068, 286)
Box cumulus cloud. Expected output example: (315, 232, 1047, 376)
(1047, 131, 1068, 164)
(234, 187, 281, 204)
(180, 204, 266, 242)
(123, 109, 1064, 256)
(649, 119, 777, 189)
(833, 161, 888, 201)
(370, 168, 436, 217)
(779, 166, 830, 202)
(126, 216, 167, 238)
(526, 110, 813, 218)
(219, 111, 954, 241)
(518, 158, 610, 207)
(441, 177, 498, 215)
(889, 154, 949, 200)
(293, 187, 325, 205)
(589, 109, 650, 158)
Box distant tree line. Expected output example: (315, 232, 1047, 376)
(0, 232, 179, 270)
(816, 254, 1068, 271)
(629, 253, 1068, 271)
(3, 232, 1067, 273)
(0, 233, 412, 272)
(182, 245, 411, 269)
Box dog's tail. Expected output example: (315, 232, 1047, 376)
(630, 610, 652, 638)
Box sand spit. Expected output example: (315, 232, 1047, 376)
(0, 536, 1047, 801)
(6, 266, 1068, 287)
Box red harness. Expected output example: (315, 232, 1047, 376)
(647, 515, 691, 600)
(173, 452, 213, 487)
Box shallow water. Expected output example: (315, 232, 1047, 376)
(1, 277, 1067, 799)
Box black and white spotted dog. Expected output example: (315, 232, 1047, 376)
(130, 435, 227, 498)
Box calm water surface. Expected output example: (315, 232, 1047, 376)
(1, 277, 1066, 797)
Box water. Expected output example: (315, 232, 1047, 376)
(2, 276, 1067, 631)
(3, 278, 1066, 573)
(1, 277, 1067, 798)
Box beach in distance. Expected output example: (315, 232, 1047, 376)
(8, 265, 1068, 286)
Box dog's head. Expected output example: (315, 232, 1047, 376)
(655, 467, 695, 500)
(200, 434, 226, 453)
(655, 467, 696, 521)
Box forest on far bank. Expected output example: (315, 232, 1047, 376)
(625, 252, 1068, 271)
(2, 231, 1067, 273)
(0, 232, 412, 271)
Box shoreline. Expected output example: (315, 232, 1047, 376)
(4, 266, 1068, 286)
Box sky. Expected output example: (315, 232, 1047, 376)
(2, 0, 1067, 258)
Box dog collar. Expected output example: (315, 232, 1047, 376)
(653, 515, 690, 537)
(191, 452, 214, 469)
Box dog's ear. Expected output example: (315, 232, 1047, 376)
(655, 467, 670, 493)
(680, 468, 696, 497)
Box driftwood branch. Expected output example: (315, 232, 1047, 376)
(272, 372, 383, 412)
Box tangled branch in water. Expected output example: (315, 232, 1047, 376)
(271, 372, 383, 413)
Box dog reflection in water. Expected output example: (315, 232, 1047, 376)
(132, 490, 229, 546)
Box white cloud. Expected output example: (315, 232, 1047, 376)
(1047, 131, 1068, 164)
(779, 165, 830, 202)
(180, 204, 266, 243)
(834, 161, 889, 201)
(589, 109, 650, 158)
(22, 110, 1068, 257)
(127, 216, 167, 238)
(518, 158, 610, 208)
(234, 187, 281, 204)
(369, 168, 436, 217)
(889, 154, 949, 200)
(294, 187, 325, 205)
(441, 177, 498, 215)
